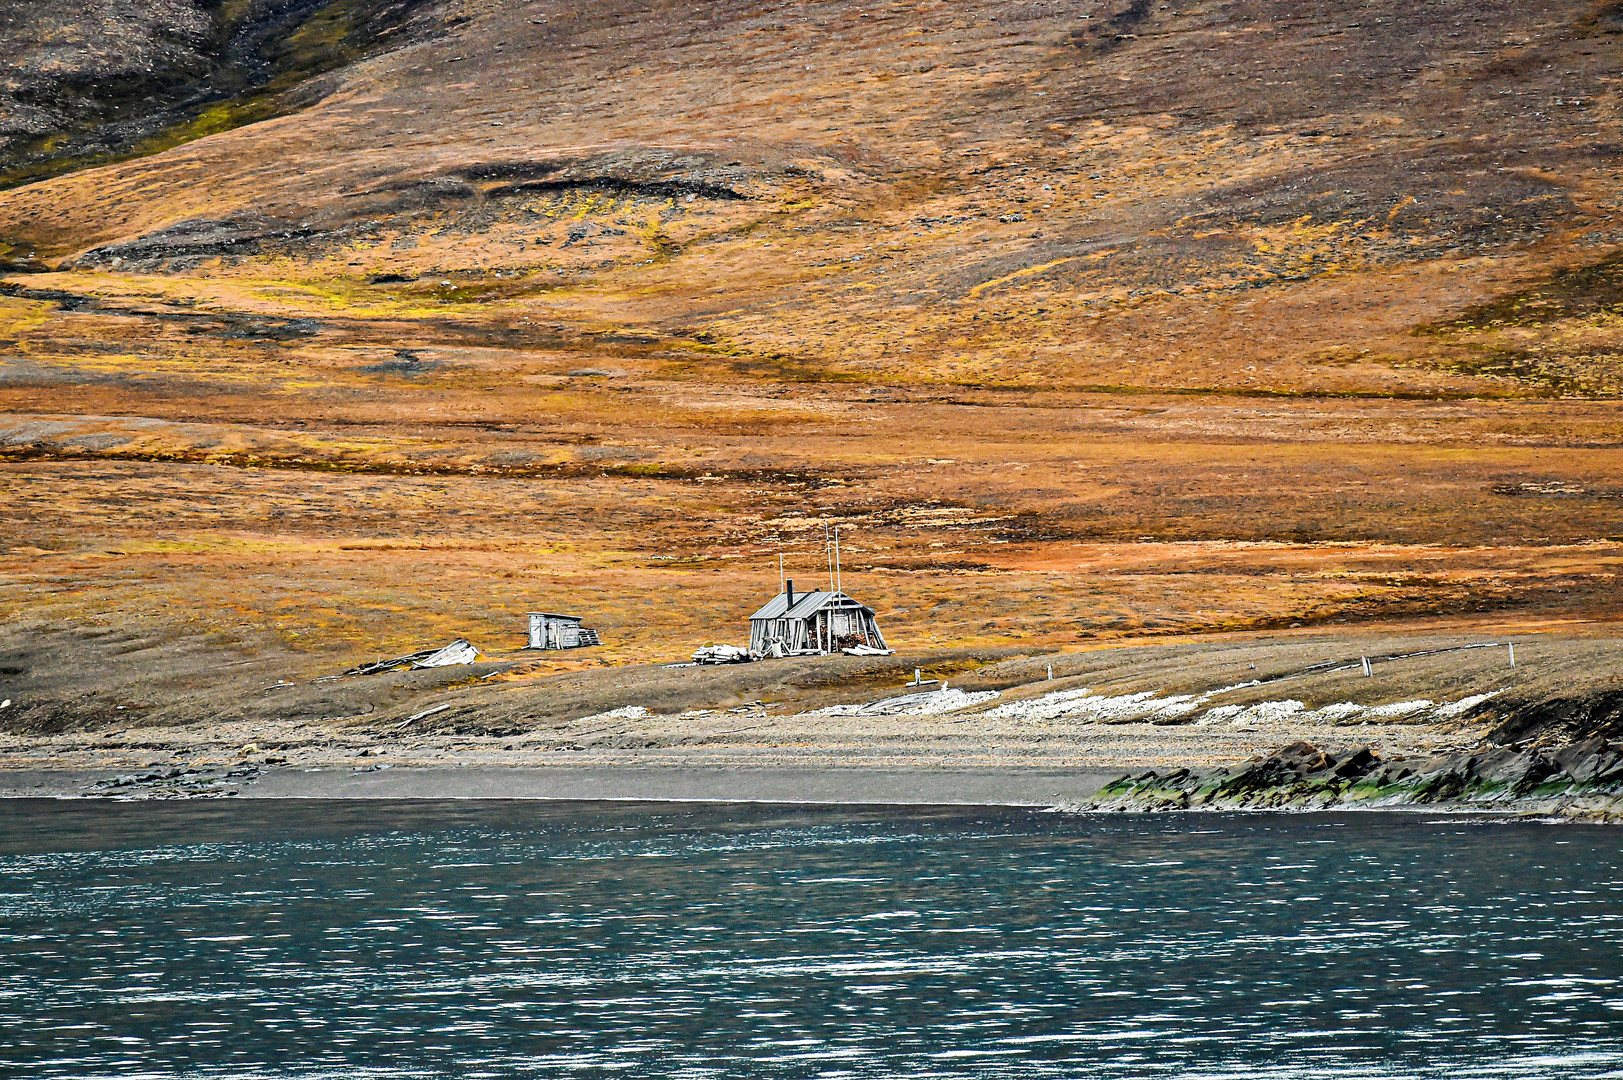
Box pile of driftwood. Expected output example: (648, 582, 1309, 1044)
(690, 641, 892, 664)
(692, 644, 751, 665)
(344, 638, 481, 676)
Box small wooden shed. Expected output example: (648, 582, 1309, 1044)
(527, 612, 602, 650)
(748, 580, 887, 657)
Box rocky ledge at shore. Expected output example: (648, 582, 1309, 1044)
(1080, 736, 1623, 821)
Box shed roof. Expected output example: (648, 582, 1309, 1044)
(527, 612, 584, 621)
(749, 589, 874, 622)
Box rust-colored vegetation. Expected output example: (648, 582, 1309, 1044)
(1, 0, 1622, 738)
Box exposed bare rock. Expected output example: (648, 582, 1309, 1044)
(0, 0, 441, 189)
(1084, 737, 1623, 820)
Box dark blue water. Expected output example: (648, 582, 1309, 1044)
(2, 801, 1622, 1079)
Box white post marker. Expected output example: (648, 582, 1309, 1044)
(1362, 656, 1372, 677)
(1509, 643, 1516, 668)
(1047, 664, 1053, 680)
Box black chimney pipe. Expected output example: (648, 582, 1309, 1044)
(786, 578, 794, 608)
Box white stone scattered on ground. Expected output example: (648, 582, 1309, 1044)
(577, 705, 649, 723)
(968, 684, 1505, 729)
(1435, 690, 1504, 718)
(1303, 702, 1365, 724)
(1225, 700, 1307, 727)
(1361, 700, 1434, 720)
(811, 687, 1002, 717)
(981, 689, 1210, 724)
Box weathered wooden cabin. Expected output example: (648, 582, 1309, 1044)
(748, 580, 887, 657)
(527, 612, 602, 650)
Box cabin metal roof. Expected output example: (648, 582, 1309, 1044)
(527, 612, 584, 621)
(749, 589, 874, 622)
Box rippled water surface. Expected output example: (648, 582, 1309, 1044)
(3, 801, 1623, 1079)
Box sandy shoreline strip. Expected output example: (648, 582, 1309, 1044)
(0, 766, 1124, 807)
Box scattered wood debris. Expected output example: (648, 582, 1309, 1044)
(692, 644, 752, 665)
(344, 638, 482, 676)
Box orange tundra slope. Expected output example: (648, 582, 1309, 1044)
(0, 0, 1621, 729)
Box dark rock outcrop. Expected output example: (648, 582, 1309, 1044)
(0, 0, 442, 190)
(1489, 690, 1623, 745)
(1083, 736, 1623, 820)
(68, 214, 324, 270)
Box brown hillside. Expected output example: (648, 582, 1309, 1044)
(1, 0, 1621, 730)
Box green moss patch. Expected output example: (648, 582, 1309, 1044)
(1424, 253, 1623, 333)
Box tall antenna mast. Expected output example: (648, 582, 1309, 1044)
(825, 521, 834, 591)
(835, 526, 842, 594)
(779, 552, 785, 594)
